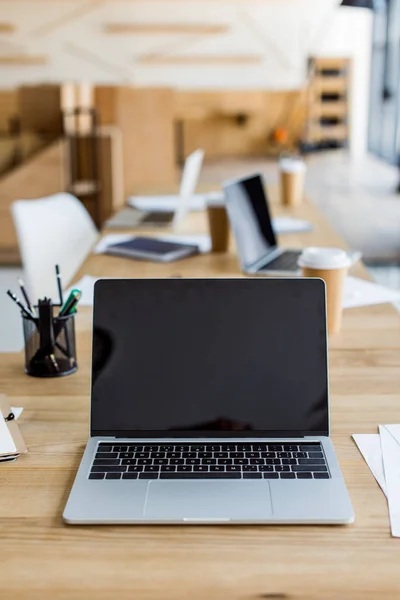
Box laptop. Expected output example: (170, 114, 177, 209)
(63, 278, 354, 525)
(125, 149, 222, 228)
(223, 174, 303, 275)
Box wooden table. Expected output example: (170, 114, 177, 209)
(1, 196, 400, 599)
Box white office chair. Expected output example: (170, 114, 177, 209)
(12, 193, 98, 302)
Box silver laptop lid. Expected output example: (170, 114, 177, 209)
(91, 278, 329, 439)
(223, 174, 277, 271)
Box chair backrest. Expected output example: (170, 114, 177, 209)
(12, 193, 98, 302)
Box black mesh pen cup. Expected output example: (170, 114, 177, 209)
(22, 308, 78, 377)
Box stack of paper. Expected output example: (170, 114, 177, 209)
(0, 396, 25, 463)
(353, 426, 400, 537)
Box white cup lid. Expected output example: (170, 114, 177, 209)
(298, 247, 351, 270)
(279, 157, 306, 173)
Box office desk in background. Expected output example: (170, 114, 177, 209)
(1, 191, 400, 599)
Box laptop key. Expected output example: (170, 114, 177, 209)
(126, 446, 144, 453)
(137, 459, 152, 465)
(210, 466, 225, 472)
(280, 473, 296, 479)
(121, 459, 137, 465)
(263, 472, 279, 479)
(153, 459, 168, 465)
(182, 452, 197, 459)
(120, 452, 134, 459)
(96, 452, 118, 459)
(314, 473, 330, 479)
(170, 459, 184, 465)
(89, 472, 105, 479)
(292, 465, 327, 472)
(159, 472, 241, 479)
(194, 466, 209, 472)
(97, 445, 113, 452)
(308, 452, 324, 459)
(293, 452, 307, 458)
(191, 445, 205, 452)
(275, 466, 290, 472)
(123, 473, 138, 479)
(282, 459, 297, 465)
(250, 459, 263, 465)
(136, 452, 150, 459)
(203, 459, 216, 465)
(278, 452, 291, 458)
(152, 452, 166, 459)
(259, 465, 273, 472)
(268, 445, 283, 452)
(243, 465, 257, 472)
(296, 472, 312, 479)
(161, 466, 176, 472)
(265, 458, 281, 465)
(246, 452, 260, 458)
(218, 459, 232, 465)
(252, 444, 267, 451)
(113, 446, 127, 453)
(198, 452, 212, 458)
(139, 472, 159, 479)
(186, 459, 200, 465)
(283, 445, 299, 452)
(174, 446, 189, 452)
(128, 466, 143, 472)
(234, 459, 248, 465)
(169, 452, 181, 459)
(177, 465, 193, 472)
(243, 473, 262, 479)
(231, 452, 244, 458)
(215, 452, 229, 459)
(298, 458, 326, 465)
(93, 458, 120, 466)
(301, 445, 321, 452)
(146, 466, 160, 472)
(92, 466, 125, 473)
(226, 465, 241, 472)
(261, 452, 276, 458)
(106, 473, 122, 479)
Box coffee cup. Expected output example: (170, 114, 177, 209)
(279, 156, 306, 207)
(298, 247, 352, 334)
(207, 202, 229, 253)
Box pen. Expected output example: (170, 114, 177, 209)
(6, 290, 35, 320)
(18, 278, 35, 316)
(55, 265, 64, 307)
(59, 289, 82, 317)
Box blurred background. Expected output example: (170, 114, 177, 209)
(0, 0, 399, 348)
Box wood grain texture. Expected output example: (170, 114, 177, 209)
(1, 191, 400, 598)
(105, 23, 229, 34)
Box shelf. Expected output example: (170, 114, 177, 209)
(0, 55, 47, 66)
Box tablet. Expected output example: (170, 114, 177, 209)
(105, 236, 199, 263)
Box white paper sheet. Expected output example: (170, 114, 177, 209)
(343, 276, 400, 309)
(271, 217, 313, 234)
(379, 425, 400, 538)
(128, 192, 223, 213)
(352, 433, 387, 496)
(0, 413, 16, 455)
(94, 233, 211, 255)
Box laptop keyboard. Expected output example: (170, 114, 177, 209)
(88, 442, 330, 480)
(259, 250, 302, 272)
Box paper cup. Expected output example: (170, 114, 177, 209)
(298, 247, 351, 334)
(206, 202, 229, 253)
(279, 157, 306, 207)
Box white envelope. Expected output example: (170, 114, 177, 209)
(379, 425, 400, 538)
(352, 433, 387, 497)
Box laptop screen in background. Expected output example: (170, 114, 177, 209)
(91, 279, 329, 437)
(223, 174, 277, 270)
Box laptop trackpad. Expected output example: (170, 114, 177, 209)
(144, 481, 273, 521)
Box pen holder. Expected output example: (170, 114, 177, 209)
(22, 308, 78, 377)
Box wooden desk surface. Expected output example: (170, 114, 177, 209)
(1, 196, 400, 599)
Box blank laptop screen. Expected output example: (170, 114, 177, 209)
(91, 279, 329, 437)
(223, 174, 277, 270)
